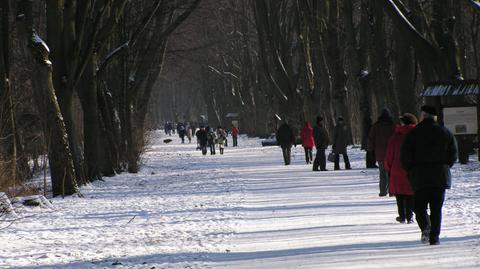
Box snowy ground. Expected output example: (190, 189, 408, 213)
(1, 131, 479, 269)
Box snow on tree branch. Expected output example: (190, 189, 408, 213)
(466, 0, 480, 12)
(30, 32, 52, 66)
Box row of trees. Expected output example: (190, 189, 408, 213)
(0, 0, 201, 197)
(1, 0, 479, 197)
(155, 0, 480, 141)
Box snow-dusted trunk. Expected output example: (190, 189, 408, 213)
(46, 0, 87, 185)
(41, 64, 80, 196)
(18, 1, 79, 196)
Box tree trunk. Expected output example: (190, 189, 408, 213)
(369, 0, 399, 116)
(20, 0, 79, 197)
(78, 55, 102, 182)
(325, 0, 351, 139)
(97, 83, 120, 176)
(344, 0, 373, 150)
(46, 0, 87, 185)
(392, 25, 418, 114)
(0, 0, 16, 187)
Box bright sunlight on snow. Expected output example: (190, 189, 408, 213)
(1, 131, 479, 268)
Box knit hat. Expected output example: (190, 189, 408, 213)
(316, 116, 323, 124)
(399, 113, 418, 125)
(379, 108, 393, 121)
(421, 105, 438, 116)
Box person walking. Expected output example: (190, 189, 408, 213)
(363, 116, 378, 168)
(367, 108, 396, 196)
(177, 123, 186, 143)
(300, 121, 315, 164)
(216, 126, 227, 154)
(231, 125, 239, 147)
(207, 126, 217, 155)
(384, 113, 418, 224)
(401, 105, 458, 245)
(195, 126, 208, 155)
(186, 123, 193, 143)
(312, 116, 329, 171)
(332, 117, 351, 170)
(276, 122, 296, 165)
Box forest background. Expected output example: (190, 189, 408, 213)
(1, 0, 479, 197)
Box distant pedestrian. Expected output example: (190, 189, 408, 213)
(164, 122, 173, 136)
(177, 123, 186, 143)
(195, 126, 208, 155)
(216, 126, 227, 154)
(276, 122, 296, 165)
(367, 108, 396, 196)
(401, 105, 458, 245)
(312, 116, 330, 171)
(231, 125, 239, 147)
(332, 117, 351, 170)
(363, 116, 378, 168)
(384, 113, 418, 224)
(300, 121, 315, 164)
(207, 126, 216, 155)
(186, 123, 193, 143)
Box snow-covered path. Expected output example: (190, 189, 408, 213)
(1, 131, 479, 268)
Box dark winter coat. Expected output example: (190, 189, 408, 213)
(207, 129, 216, 146)
(367, 117, 396, 161)
(313, 124, 329, 149)
(384, 124, 416, 195)
(177, 124, 186, 138)
(300, 122, 315, 148)
(332, 122, 348, 154)
(276, 123, 296, 147)
(196, 129, 208, 146)
(400, 118, 458, 191)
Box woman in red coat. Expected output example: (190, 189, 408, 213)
(384, 113, 418, 223)
(300, 121, 315, 164)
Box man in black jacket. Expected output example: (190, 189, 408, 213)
(312, 116, 330, 171)
(195, 126, 208, 155)
(276, 122, 296, 165)
(400, 105, 458, 245)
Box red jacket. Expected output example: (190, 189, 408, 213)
(300, 122, 315, 148)
(384, 124, 416, 195)
(231, 127, 239, 136)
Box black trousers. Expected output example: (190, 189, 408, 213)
(366, 150, 377, 168)
(201, 145, 207, 155)
(313, 149, 326, 171)
(395, 194, 414, 221)
(414, 188, 445, 242)
(233, 135, 238, 147)
(208, 142, 215, 154)
(304, 147, 313, 164)
(334, 152, 351, 170)
(281, 146, 291, 165)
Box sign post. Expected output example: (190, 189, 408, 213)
(420, 80, 480, 163)
(443, 107, 478, 135)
